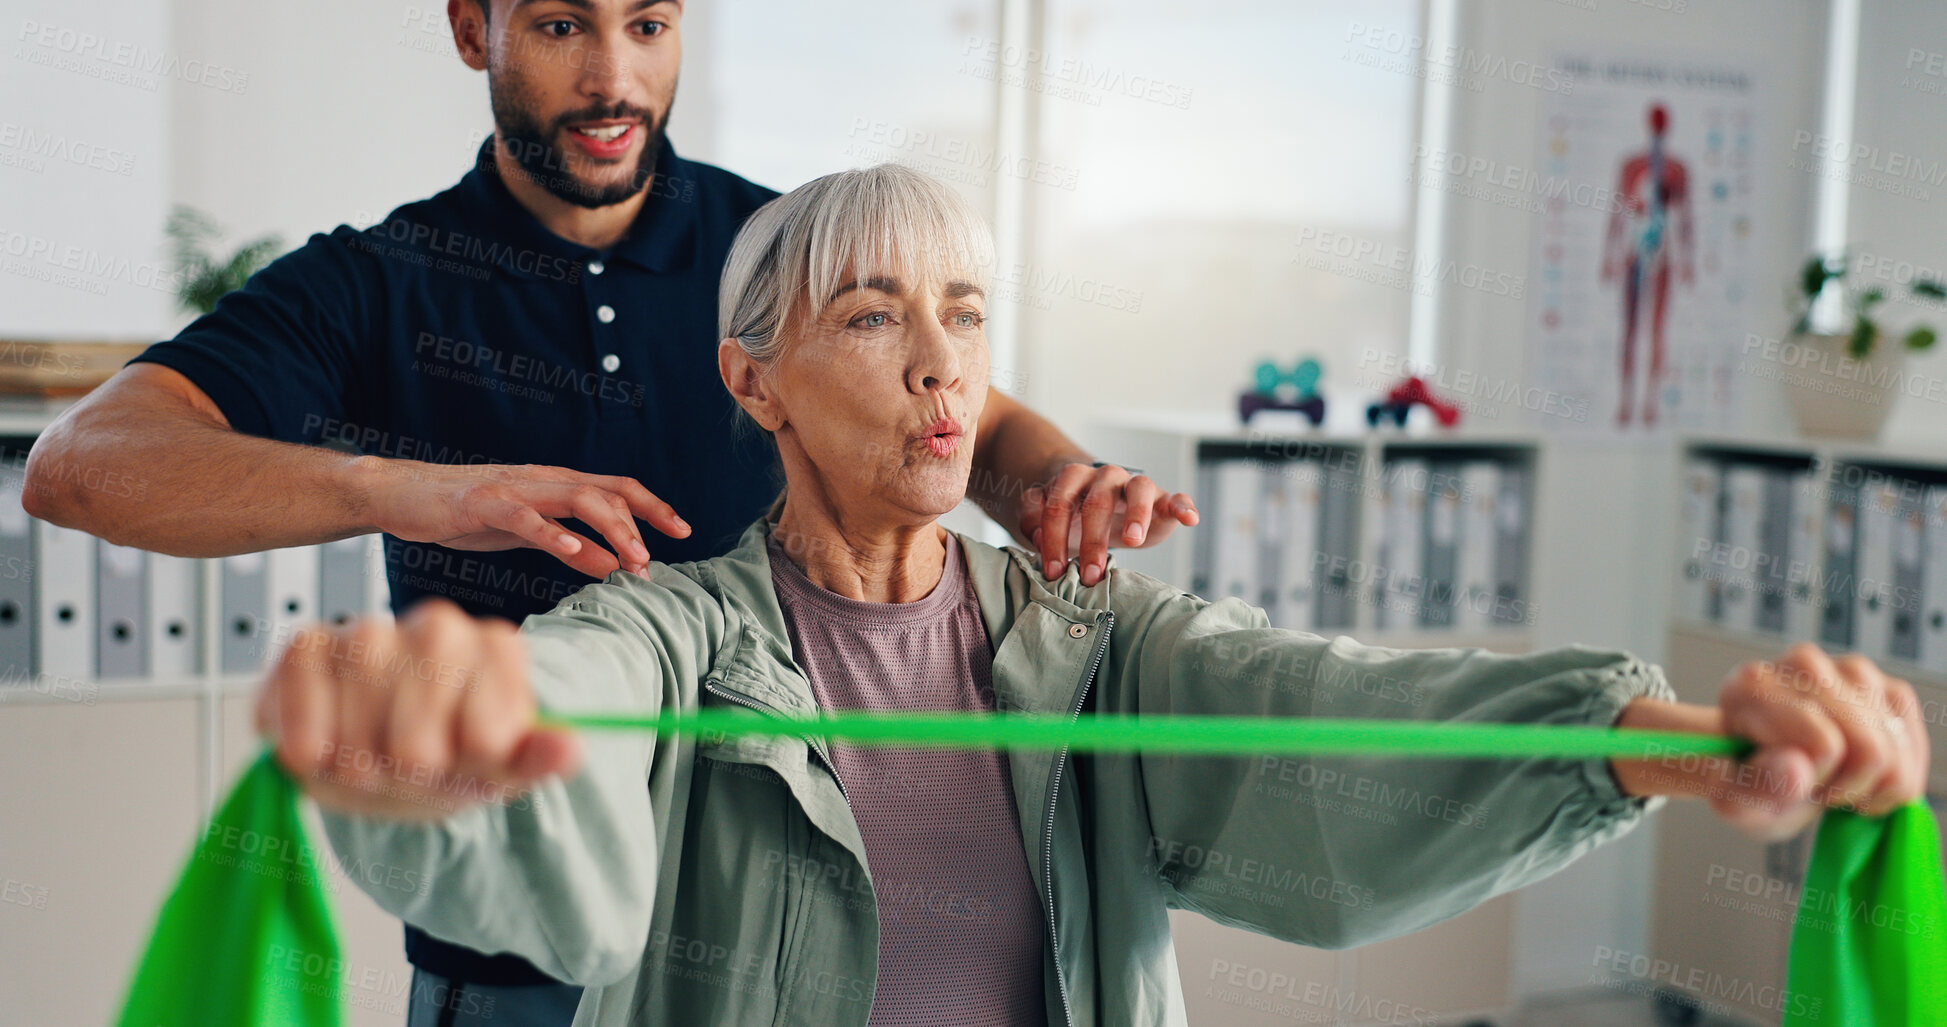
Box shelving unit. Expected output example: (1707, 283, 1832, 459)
(0, 400, 400, 1027)
(0, 395, 390, 809)
(1086, 411, 1542, 652)
(1650, 434, 1947, 1025)
(1084, 412, 1547, 1025)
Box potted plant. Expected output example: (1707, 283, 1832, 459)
(1780, 253, 1943, 439)
(165, 205, 283, 316)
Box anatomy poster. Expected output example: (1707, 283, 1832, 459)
(1528, 54, 1757, 438)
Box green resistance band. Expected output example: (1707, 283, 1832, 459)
(116, 714, 1944, 1027)
(541, 708, 1759, 759)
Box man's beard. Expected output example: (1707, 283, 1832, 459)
(489, 75, 668, 209)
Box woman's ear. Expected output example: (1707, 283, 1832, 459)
(719, 339, 785, 432)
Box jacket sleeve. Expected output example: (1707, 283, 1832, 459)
(317, 566, 723, 986)
(1102, 569, 1676, 950)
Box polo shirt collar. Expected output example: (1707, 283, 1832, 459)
(457, 133, 700, 278)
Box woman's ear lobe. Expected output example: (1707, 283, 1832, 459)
(719, 339, 784, 432)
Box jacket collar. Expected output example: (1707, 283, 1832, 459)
(690, 516, 1103, 716)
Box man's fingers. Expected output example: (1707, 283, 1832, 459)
(488, 499, 618, 579)
(1119, 475, 1163, 547)
(1036, 464, 1093, 580)
(1075, 470, 1123, 586)
(1017, 485, 1045, 545)
(600, 476, 690, 541)
(566, 485, 650, 575)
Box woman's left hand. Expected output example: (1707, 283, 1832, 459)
(1613, 643, 1931, 841)
(1021, 462, 1198, 585)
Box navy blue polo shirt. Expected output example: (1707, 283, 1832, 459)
(132, 139, 782, 984)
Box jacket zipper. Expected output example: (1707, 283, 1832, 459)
(702, 681, 853, 806)
(1043, 610, 1114, 1027)
(704, 680, 855, 1027)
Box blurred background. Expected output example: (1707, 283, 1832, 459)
(4, 1, 1946, 1024)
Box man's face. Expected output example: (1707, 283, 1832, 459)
(473, 0, 683, 208)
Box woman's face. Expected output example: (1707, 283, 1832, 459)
(744, 270, 990, 528)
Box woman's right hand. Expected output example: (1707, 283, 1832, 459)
(255, 597, 582, 821)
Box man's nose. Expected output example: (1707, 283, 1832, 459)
(577, 36, 634, 101)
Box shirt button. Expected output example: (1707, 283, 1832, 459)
(601, 353, 621, 373)
(588, 260, 605, 275)
(597, 304, 616, 324)
(1067, 623, 1088, 638)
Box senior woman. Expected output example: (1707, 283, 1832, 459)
(261, 164, 1930, 1027)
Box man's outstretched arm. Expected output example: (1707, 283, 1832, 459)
(968, 388, 1197, 585)
(25, 363, 684, 580)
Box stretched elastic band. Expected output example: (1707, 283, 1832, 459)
(537, 709, 1756, 761)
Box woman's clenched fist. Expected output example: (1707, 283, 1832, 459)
(254, 597, 581, 820)
(1612, 642, 1931, 841)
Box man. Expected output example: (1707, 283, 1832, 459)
(23, 1, 1196, 1023)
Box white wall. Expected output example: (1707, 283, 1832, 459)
(168, 0, 488, 335)
(1431, 0, 1833, 999)
(1851, 0, 1947, 442)
(1, 0, 175, 338)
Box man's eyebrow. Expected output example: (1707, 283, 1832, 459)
(827, 277, 903, 302)
(511, 0, 677, 13)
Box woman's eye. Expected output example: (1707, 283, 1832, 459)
(854, 312, 890, 328)
(952, 312, 985, 328)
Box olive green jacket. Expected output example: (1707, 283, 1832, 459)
(323, 517, 1675, 1026)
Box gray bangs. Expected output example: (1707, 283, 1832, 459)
(718, 163, 996, 366)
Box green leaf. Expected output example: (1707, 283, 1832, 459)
(1860, 288, 1885, 311)
(1906, 326, 1937, 351)
(1913, 279, 1947, 301)
(1849, 317, 1878, 359)
(1800, 255, 1838, 298)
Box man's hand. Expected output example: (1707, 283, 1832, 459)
(1610, 643, 1931, 841)
(1020, 462, 1198, 586)
(353, 457, 691, 580)
(255, 598, 581, 821)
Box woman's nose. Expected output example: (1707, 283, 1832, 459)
(909, 325, 962, 395)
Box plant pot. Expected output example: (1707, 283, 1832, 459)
(1778, 332, 1905, 440)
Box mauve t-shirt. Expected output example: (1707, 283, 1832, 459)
(767, 528, 1049, 1026)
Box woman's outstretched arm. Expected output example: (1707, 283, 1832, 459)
(259, 569, 726, 986)
(1093, 570, 1928, 950)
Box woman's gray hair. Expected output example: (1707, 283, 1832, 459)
(717, 163, 996, 367)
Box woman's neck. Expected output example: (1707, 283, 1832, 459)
(771, 497, 948, 604)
